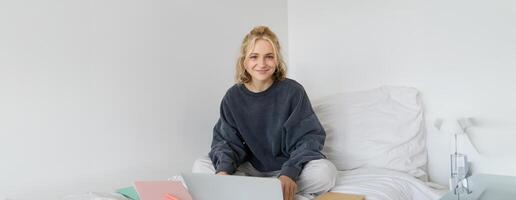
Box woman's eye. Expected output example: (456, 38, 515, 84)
(266, 56, 274, 59)
(249, 56, 257, 59)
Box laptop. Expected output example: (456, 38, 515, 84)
(181, 172, 284, 200)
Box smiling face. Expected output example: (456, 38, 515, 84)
(244, 39, 278, 83)
(235, 26, 286, 84)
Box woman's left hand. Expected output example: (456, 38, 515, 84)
(278, 175, 297, 200)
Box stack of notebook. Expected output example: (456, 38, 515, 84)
(117, 180, 192, 200)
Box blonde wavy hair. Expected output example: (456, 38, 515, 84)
(235, 26, 287, 84)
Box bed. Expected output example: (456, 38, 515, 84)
(63, 86, 447, 200)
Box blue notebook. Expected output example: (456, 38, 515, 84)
(116, 186, 140, 200)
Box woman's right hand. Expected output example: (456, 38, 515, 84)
(216, 171, 229, 175)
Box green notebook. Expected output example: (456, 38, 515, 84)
(116, 186, 140, 200)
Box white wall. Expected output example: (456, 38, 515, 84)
(288, 0, 516, 185)
(0, 0, 287, 199)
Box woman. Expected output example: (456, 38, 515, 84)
(192, 26, 336, 200)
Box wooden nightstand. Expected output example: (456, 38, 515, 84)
(440, 174, 516, 200)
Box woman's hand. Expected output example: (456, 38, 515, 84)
(216, 171, 229, 175)
(278, 175, 297, 200)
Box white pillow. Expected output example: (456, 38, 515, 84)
(313, 86, 428, 180)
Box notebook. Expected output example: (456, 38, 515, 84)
(315, 192, 365, 200)
(133, 180, 192, 200)
(116, 186, 140, 200)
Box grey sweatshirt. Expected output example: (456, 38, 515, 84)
(208, 78, 326, 180)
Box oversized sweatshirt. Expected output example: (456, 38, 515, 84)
(208, 78, 326, 181)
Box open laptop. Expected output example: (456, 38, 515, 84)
(181, 172, 283, 200)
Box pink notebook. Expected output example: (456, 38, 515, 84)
(134, 180, 193, 200)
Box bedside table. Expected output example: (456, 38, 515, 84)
(440, 174, 516, 200)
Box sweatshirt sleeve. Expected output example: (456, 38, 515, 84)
(208, 98, 248, 174)
(280, 88, 326, 180)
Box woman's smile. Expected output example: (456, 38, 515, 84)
(255, 69, 271, 74)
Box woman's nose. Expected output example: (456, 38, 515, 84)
(257, 57, 266, 67)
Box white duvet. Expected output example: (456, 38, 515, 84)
(331, 167, 447, 200)
(61, 168, 446, 200)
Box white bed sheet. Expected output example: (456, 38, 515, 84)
(331, 167, 447, 200)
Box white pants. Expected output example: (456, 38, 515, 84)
(192, 156, 337, 200)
